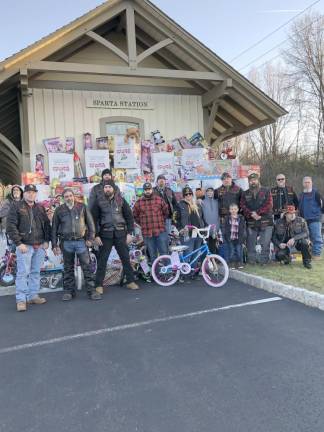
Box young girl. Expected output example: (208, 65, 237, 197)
(223, 203, 246, 269)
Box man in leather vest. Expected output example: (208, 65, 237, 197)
(91, 179, 139, 292)
(52, 188, 100, 301)
(6, 184, 51, 312)
(272, 205, 312, 269)
(240, 173, 273, 265)
(271, 174, 299, 220)
(214, 172, 242, 225)
(153, 174, 178, 234)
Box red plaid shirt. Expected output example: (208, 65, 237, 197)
(133, 195, 169, 237)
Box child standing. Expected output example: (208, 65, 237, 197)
(223, 203, 246, 269)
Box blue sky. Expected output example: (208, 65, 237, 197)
(0, 0, 323, 75)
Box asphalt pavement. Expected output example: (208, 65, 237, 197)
(0, 278, 324, 432)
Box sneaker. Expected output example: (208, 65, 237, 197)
(17, 302, 27, 312)
(303, 261, 312, 269)
(95, 286, 104, 295)
(62, 293, 73, 301)
(27, 296, 47, 305)
(237, 264, 244, 269)
(89, 291, 102, 300)
(126, 282, 140, 290)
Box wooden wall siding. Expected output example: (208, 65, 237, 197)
(28, 88, 203, 169)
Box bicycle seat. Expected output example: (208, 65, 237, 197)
(169, 245, 189, 252)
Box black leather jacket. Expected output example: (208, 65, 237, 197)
(6, 200, 51, 246)
(51, 203, 95, 247)
(272, 216, 309, 247)
(91, 192, 134, 237)
(153, 186, 178, 217)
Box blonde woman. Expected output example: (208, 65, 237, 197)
(175, 186, 205, 274)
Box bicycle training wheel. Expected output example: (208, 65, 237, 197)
(201, 254, 229, 287)
(151, 255, 180, 286)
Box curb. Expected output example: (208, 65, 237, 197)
(230, 270, 324, 311)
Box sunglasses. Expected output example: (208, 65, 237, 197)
(277, 178, 285, 181)
(184, 193, 193, 196)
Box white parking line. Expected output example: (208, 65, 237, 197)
(0, 297, 282, 355)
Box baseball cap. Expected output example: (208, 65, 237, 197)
(248, 172, 259, 180)
(143, 182, 152, 190)
(221, 172, 232, 180)
(182, 186, 193, 196)
(24, 184, 38, 192)
(156, 174, 166, 181)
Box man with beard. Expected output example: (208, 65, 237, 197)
(299, 176, 323, 259)
(153, 174, 178, 234)
(133, 182, 169, 264)
(52, 188, 100, 301)
(272, 205, 312, 269)
(240, 173, 273, 265)
(88, 168, 115, 211)
(6, 184, 51, 312)
(271, 174, 299, 220)
(91, 180, 139, 293)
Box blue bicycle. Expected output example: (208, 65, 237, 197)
(151, 225, 229, 287)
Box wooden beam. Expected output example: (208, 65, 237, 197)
(126, 3, 137, 68)
(26, 61, 224, 80)
(0, 131, 22, 162)
(29, 79, 202, 95)
(223, 95, 260, 124)
(206, 100, 220, 144)
(0, 1, 128, 85)
(228, 86, 278, 121)
(86, 30, 129, 63)
(214, 127, 235, 145)
(202, 79, 232, 107)
(217, 107, 245, 130)
(134, 27, 209, 92)
(137, 38, 173, 65)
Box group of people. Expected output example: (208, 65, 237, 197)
(0, 168, 323, 312)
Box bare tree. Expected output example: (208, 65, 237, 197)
(241, 62, 305, 163)
(283, 12, 324, 164)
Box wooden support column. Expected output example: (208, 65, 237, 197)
(19, 69, 31, 171)
(205, 100, 220, 144)
(126, 2, 137, 69)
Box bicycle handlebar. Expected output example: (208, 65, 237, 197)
(185, 225, 216, 239)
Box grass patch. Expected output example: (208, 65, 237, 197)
(243, 255, 324, 294)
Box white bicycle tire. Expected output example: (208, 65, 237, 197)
(201, 254, 229, 288)
(151, 255, 180, 286)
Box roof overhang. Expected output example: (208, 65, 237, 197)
(0, 0, 287, 155)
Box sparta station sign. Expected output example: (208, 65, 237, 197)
(86, 97, 154, 110)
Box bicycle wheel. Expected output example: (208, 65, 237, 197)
(151, 255, 180, 286)
(201, 254, 229, 287)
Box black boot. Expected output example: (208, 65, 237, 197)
(303, 261, 312, 269)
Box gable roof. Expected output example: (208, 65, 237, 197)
(0, 0, 287, 149)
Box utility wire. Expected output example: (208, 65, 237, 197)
(239, 13, 324, 72)
(230, 0, 321, 63)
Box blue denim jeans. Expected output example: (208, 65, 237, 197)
(227, 242, 243, 263)
(307, 221, 323, 256)
(144, 231, 169, 263)
(15, 245, 46, 303)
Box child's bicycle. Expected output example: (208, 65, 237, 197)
(151, 225, 229, 288)
(0, 246, 16, 287)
